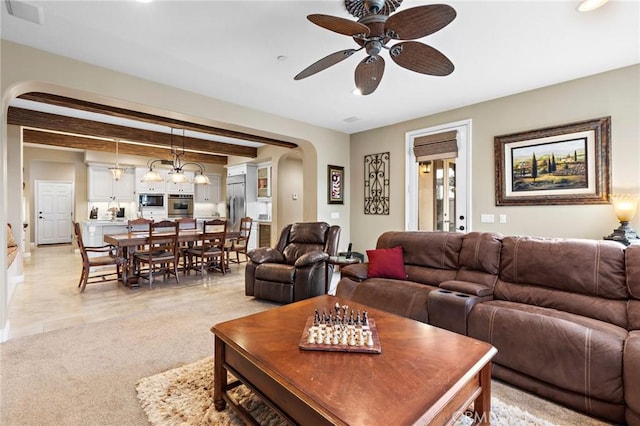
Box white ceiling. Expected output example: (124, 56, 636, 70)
(2, 0, 639, 135)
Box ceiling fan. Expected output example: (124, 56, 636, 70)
(294, 0, 456, 95)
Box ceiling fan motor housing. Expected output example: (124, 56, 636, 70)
(345, 0, 402, 18)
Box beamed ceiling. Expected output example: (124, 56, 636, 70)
(8, 93, 299, 165)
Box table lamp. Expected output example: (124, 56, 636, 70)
(604, 194, 639, 246)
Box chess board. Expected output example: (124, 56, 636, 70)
(298, 316, 382, 354)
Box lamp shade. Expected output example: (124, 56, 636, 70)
(109, 166, 125, 181)
(141, 169, 163, 183)
(612, 194, 638, 222)
(169, 171, 188, 183)
(193, 173, 210, 184)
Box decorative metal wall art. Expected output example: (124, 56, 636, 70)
(364, 152, 390, 215)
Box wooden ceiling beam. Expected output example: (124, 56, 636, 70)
(18, 92, 299, 149)
(8, 107, 257, 158)
(23, 129, 227, 165)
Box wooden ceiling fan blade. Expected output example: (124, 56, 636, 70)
(294, 49, 359, 80)
(385, 4, 456, 40)
(389, 41, 454, 76)
(307, 14, 370, 37)
(355, 56, 385, 96)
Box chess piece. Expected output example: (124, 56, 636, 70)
(366, 331, 374, 347)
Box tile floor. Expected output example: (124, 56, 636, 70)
(5, 244, 248, 340)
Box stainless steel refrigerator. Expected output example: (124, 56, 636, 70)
(226, 174, 246, 231)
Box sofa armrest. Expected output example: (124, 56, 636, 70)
(247, 247, 284, 264)
(294, 251, 329, 267)
(439, 280, 493, 298)
(340, 263, 369, 281)
(428, 289, 483, 335)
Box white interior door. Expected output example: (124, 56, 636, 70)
(36, 181, 73, 245)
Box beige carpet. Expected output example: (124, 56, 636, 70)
(0, 276, 611, 426)
(136, 357, 610, 426)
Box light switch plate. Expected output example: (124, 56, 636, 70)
(480, 214, 495, 223)
(331, 212, 340, 219)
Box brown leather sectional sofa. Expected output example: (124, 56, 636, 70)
(336, 231, 640, 425)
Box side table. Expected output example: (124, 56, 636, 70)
(325, 255, 361, 294)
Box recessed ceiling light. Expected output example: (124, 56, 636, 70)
(577, 0, 609, 12)
(277, 55, 287, 62)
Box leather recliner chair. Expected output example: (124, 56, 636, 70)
(245, 222, 341, 303)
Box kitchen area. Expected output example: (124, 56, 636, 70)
(82, 161, 273, 251)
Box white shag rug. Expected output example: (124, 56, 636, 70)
(136, 357, 558, 426)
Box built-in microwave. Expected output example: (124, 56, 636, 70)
(139, 193, 164, 207)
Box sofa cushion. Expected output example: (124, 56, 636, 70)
(459, 232, 502, 275)
(376, 231, 462, 270)
(289, 222, 328, 244)
(624, 331, 640, 421)
(366, 246, 406, 280)
(499, 236, 628, 299)
(494, 280, 629, 329)
(255, 263, 296, 283)
(468, 300, 626, 403)
(626, 245, 640, 300)
(283, 243, 324, 265)
(337, 278, 437, 323)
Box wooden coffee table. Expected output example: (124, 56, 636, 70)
(211, 295, 496, 425)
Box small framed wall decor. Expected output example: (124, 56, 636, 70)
(328, 165, 344, 204)
(494, 117, 610, 206)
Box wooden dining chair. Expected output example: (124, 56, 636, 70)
(186, 219, 227, 276)
(227, 216, 253, 264)
(133, 220, 180, 287)
(73, 221, 124, 292)
(176, 217, 197, 273)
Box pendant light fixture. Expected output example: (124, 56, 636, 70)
(141, 128, 210, 185)
(109, 138, 126, 181)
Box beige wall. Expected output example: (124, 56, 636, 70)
(278, 155, 304, 230)
(350, 65, 640, 253)
(0, 40, 351, 331)
(23, 144, 86, 242)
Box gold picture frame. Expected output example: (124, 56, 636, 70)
(494, 117, 611, 206)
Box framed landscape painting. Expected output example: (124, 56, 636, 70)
(494, 117, 610, 206)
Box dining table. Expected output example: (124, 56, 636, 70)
(104, 229, 241, 287)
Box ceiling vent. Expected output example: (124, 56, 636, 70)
(5, 0, 44, 25)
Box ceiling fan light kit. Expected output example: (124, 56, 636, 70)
(295, 0, 456, 95)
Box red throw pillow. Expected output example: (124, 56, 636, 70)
(366, 246, 406, 280)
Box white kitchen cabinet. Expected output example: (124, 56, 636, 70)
(166, 171, 194, 194)
(257, 165, 271, 198)
(135, 167, 166, 194)
(195, 174, 221, 202)
(88, 165, 135, 201)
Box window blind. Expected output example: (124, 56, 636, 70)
(413, 130, 458, 161)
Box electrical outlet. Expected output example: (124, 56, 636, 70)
(499, 214, 507, 224)
(480, 214, 495, 223)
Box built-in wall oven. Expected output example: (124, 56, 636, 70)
(168, 194, 194, 218)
